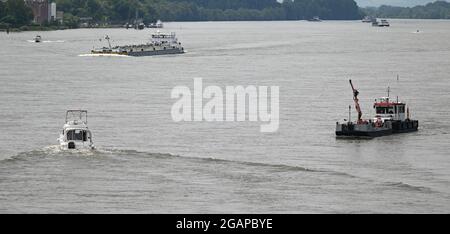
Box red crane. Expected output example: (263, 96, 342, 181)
(349, 79, 363, 124)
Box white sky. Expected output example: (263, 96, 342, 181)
(354, 0, 440, 7)
(277, 0, 444, 7)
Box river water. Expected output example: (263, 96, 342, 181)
(0, 20, 449, 213)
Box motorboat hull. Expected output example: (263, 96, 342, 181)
(59, 140, 95, 150)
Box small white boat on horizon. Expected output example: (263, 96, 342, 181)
(148, 20, 163, 28)
(372, 19, 390, 27)
(58, 110, 95, 150)
(308, 16, 322, 22)
(34, 35, 42, 43)
(362, 16, 374, 23)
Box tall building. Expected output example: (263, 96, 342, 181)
(50, 2, 56, 21)
(25, 0, 57, 24)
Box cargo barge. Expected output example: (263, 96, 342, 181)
(91, 31, 184, 57)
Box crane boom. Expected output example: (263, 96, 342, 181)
(349, 79, 363, 123)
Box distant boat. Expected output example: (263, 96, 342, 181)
(123, 23, 133, 29)
(148, 20, 163, 28)
(58, 110, 95, 150)
(379, 19, 390, 27)
(136, 22, 145, 30)
(34, 35, 42, 43)
(308, 16, 322, 22)
(91, 32, 184, 57)
(372, 19, 390, 27)
(362, 16, 374, 23)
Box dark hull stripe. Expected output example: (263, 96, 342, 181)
(127, 49, 184, 57)
(336, 120, 419, 138)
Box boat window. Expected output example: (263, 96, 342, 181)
(67, 130, 87, 141)
(376, 107, 386, 114)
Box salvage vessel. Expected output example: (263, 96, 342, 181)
(336, 80, 418, 138)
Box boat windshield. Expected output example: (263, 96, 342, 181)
(66, 110, 87, 124)
(376, 107, 394, 114)
(66, 129, 90, 141)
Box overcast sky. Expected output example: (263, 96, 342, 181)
(354, 0, 445, 7)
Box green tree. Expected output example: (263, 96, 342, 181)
(362, 1, 450, 19)
(1, 0, 33, 27)
(63, 12, 80, 28)
(0, 2, 6, 20)
(50, 0, 365, 23)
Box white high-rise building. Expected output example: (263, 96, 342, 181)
(51, 2, 56, 21)
(48, 2, 56, 21)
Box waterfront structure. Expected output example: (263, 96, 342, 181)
(25, 0, 58, 24)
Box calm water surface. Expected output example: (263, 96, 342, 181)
(0, 20, 449, 213)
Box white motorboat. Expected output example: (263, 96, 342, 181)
(379, 19, 390, 27)
(362, 16, 374, 23)
(148, 20, 163, 28)
(58, 110, 95, 150)
(372, 19, 390, 27)
(308, 16, 322, 22)
(34, 35, 42, 43)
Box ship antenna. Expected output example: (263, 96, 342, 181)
(387, 86, 390, 98)
(105, 35, 111, 49)
(348, 105, 351, 123)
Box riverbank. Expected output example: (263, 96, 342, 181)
(0, 25, 70, 32)
(0, 24, 128, 33)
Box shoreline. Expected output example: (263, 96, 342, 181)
(2, 18, 449, 33)
(0, 24, 123, 33)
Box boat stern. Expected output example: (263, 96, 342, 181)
(59, 140, 94, 150)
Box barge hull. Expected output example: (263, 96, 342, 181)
(336, 120, 418, 138)
(336, 129, 393, 137)
(127, 48, 184, 57)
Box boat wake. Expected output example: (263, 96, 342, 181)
(3, 146, 322, 173)
(383, 182, 433, 193)
(3, 145, 101, 160)
(110, 149, 323, 173)
(0, 147, 437, 195)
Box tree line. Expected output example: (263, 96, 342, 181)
(363, 1, 450, 19)
(1, 0, 363, 29)
(0, 0, 33, 27)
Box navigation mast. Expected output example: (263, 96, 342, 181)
(105, 35, 111, 49)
